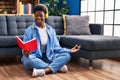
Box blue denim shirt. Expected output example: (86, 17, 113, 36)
(23, 23, 70, 61)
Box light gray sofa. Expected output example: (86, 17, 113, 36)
(1, 15, 120, 69)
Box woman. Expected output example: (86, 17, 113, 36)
(21, 4, 80, 77)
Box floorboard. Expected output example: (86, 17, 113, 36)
(0, 57, 120, 80)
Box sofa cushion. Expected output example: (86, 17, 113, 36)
(0, 16, 7, 36)
(6, 16, 34, 35)
(46, 16, 64, 35)
(0, 35, 23, 47)
(63, 15, 91, 35)
(60, 35, 120, 50)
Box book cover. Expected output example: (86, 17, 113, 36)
(16, 36, 38, 51)
(24, 4, 27, 14)
(19, 2, 24, 14)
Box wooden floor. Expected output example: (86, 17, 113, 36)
(0, 57, 120, 80)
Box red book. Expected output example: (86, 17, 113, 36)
(16, 36, 38, 51)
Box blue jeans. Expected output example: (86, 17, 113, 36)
(21, 52, 71, 73)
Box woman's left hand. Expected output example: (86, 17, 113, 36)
(70, 44, 81, 54)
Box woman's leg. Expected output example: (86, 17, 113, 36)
(32, 52, 71, 76)
(48, 52, 71, 73)
(21, 55, 49, 70)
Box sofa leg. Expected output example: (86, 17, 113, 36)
(88, 60, 93, 70)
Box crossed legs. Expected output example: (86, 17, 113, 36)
(21, 52, 71, 76)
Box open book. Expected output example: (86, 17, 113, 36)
(16, 36, 38, 51)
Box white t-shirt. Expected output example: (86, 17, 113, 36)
(37, 25, 48, 52)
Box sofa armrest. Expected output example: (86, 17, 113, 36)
(89, 24, 103, 35)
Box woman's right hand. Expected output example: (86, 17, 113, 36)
(23, 50, 31, 57)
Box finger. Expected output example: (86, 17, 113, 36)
(78, 45, 81, 49)
(74, 44, 78, 48)
(75, 45, 80, 49)
(77, 45, 81, 48)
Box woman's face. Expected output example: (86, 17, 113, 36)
(34, 11, 45, 25)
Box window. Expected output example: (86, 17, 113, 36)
(95, 12, 103, 24)
(115, 0, 120, 9)
(81, 0, 87, 12)
(114, 25, 120, 36)
(115, 11, 120, 24)
(104, 11, 113, 24)
(88, 0, 95, 11)
(105, 0, 114, 10)
(96, 0, 104, 10)
(88, 12, 95, 23)
(81, 0, 120, 36)
(104, 25, 113, 36)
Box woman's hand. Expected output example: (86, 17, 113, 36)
(23, 50, 31, 57)
(70, 44, 81, 54)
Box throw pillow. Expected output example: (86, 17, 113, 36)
(63, 15, 91, 35)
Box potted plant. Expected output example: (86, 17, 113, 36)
(2, 8, 8, 14)
(44, 0, 69, 16)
